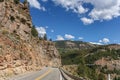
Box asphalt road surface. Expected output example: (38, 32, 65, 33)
(8, 67, 65, 80)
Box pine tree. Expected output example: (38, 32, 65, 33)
(23, 0, 28, 4)
(14, 0, 19, 4)
(49, 38, 52, 41)
(31, 25, 38, 37)
(43, 34, 47, 40)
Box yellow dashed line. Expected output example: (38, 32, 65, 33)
(35, 69, 52, 80)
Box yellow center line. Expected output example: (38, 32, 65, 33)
(35, 69, 52, 80)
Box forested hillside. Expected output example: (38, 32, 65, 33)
(55, 40, 120, 80)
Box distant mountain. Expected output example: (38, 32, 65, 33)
(54, 40, 98, 50)
(54, 40, 120, 51)
(55, 40, 120, 80)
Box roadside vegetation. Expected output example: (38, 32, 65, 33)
(56, 41, 120, 80)
(14, 0, 19, 4)
(31, 25, 38, 37)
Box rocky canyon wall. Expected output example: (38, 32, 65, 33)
(0, 0, 61, 79)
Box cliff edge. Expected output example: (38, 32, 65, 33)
(0, 0, 61, 79)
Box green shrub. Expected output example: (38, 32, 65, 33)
(114, 77, 120, 80)
(0, 0, 4, 2)
(14, 0, 19, 4)
(16, 35, 20, 40)
(10, 16, 15, 22)
(0, 45, 2, 48)
(98, 73, 105, 80)
(23, 0, 28, 4)
(20, 18, 26, 24)
(43, 34, 47, 40)
(49, 38, 52, 41)
(77, 63, 98, 80)
(2, 30, 9, 35)
(31, 25, 38, 37)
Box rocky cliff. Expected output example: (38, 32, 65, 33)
(0, 0, 61, 79)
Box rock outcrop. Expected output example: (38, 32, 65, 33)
(0, 0, 61, 79)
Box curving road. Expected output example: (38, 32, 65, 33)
(8, 67, 66, 80)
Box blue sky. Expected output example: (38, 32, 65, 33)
(23, 0, 120, 44)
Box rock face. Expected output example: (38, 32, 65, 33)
(0, 0, 61, 79)
(95, 58, 120, 70)
(0, 0, 32, 40)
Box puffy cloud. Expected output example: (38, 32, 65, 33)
(52, 0, 88, 14)
(56, 35, 64, 40)
(103, 38, 110, 43)
(81, 17, 94, 25)
(56, 34, 75, 40)
(36, 27, 46, 38)
(52, 0, 120, 24)
(99, 40, 103, 43)
(99, 38, 110, 44)
(27, 0, 46, 11)
(65, 34, 75, 39)
(85, 0, 120, 21)
(27, 0, 120, 24)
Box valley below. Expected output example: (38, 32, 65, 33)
(55, 40, 120, 80)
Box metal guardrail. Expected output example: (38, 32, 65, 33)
(60, 69, 73, 80)
(59, 68, 85, 80)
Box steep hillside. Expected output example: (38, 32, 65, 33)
(54, 40, 97, 49)
(0, 0, 61, 80)
(55, 40, 120, 80)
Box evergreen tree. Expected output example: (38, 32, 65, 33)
(49, 38, 52, 41)
(23, 0, 28, 4)
(43, 34, 47, 40)
(31, 25, 38, 37)
(98, 73, 105, 80)
(14, 0, 19, 4)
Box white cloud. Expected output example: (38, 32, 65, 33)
(56, 35, 64, 40)
(89, 42, 103, 45)
(52, 0, 120, 24)
(81, 17, 94, 25)
(65, 34, 75, 39)
(85, 0, 120, 21)
(36, 27, 46, 38)
(99, 38, 110, 44)
(78, 37, 84, 40)
(27, 0, 46, 11)
(52, 0, 88, 14)
(103, 38, 110, 43)
(99, 40, 102, 43)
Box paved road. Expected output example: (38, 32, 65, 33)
(8, 67, 65, 80)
